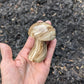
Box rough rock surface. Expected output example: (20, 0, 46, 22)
(0, 0, 84, 84)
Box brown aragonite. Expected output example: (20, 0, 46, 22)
(28, 22, 56, 62)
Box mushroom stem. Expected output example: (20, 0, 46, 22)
(28, 39, 47, 62)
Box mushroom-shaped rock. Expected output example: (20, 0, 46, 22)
(28, 22, 56, 62)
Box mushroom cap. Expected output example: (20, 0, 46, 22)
(28, 22, 56, 41)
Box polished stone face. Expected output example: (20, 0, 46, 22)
(28, 22, 56, 62)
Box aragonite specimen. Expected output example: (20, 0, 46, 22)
(28, 22, 56, 62)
